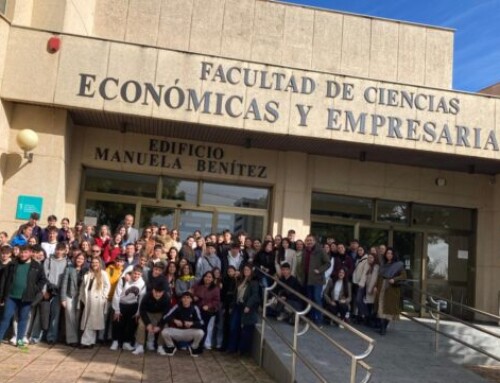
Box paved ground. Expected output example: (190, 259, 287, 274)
(0, 343, 275, 383)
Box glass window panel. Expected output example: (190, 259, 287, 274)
(216, 213, 264, 240)
(178, 210, 213, 242)
(359, 227, 388, 251)
(85, 169, 157, 198)
(202, 183, 269, 209)
(84, 200, 136, 233)
(140, 206, 175, 232)
(311, 193, 373, 220)
(162, 177, 198, 203)
(377, 200, 409, 224)
(426, 233, 472, 318)
(394, 231, 424, 315)
(412, 204, 473, 231)
(310, 222, 354, 244)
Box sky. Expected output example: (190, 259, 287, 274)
(284, 0, 500, 92)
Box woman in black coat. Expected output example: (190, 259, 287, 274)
(254, 240, 277, 287)
(227, 264, 260, 355)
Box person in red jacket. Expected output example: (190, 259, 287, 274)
(103, 233, 123, 265)
(192, 271, 220, 350)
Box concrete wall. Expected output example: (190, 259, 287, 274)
(0, 16, 11, 216)
(6, 0, 454, 88)
(0, 28, 496, 162)
(0, 104, 70, 234)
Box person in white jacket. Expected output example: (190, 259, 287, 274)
(110, 265, 146, 351)
(79, 257, 111, 348)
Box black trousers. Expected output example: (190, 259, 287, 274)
(112, 303, 138, 345)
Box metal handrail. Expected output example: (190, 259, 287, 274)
(257, 271, 375, 383)
(405, 284, 500, 322)
(400, 312, 500, 362)
(403, 285, 500, 339)
(426, 297, 500, 340)
(401, 287, 500, 362)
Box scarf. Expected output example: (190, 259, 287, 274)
(179, 274, 195, 282)
(380, 261, 404, 279)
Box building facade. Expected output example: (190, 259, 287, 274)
(0, 0, 499, 315)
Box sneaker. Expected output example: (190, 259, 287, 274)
(9, 336, 16, 346)
(157, 346, 167, 356)
(164, 346, 176, 356)
(132, 344, 144, 355)
(17, 340, 27, 349)
(189, 346, 202, 357)
(146, 341, 155, 351)
(122, 342, 135, 351)
(110, 340, 119, 351)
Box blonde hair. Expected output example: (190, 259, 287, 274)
(91, 257, 103, 290)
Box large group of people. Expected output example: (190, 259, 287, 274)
(0, 211, 407, 358)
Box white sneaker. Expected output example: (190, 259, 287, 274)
(132, 345, 144, 355)
(9, 336, 16, 345)
(22, 337, 29, 344)
(157, 346, 167, 356)
(110, 341, 119, 351)
(146, 341, 155, 351)
(122, 342, 135, 351)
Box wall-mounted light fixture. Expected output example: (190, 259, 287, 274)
(435, 177, 447, 187)
(16, 129, 39, 163)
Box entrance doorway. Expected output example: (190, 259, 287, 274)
(80, 168, 269, 240)
(310, 192, 476, 314)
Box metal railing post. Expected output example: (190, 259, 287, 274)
(260, 280, 277, 367)
(435, 303, 441, 352)
(291, 312, 299, 383)
(350, 356, 357, 383)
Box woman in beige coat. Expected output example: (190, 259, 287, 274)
(79, 257, 110, 348)
(357, 253, 379, 326)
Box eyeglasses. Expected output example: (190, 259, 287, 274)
(92, 249, 101, 253)
(160, 228, 167, 231)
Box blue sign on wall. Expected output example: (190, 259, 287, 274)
(16, 195, 43, 220)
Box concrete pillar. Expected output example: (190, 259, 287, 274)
(271, 152, 311, 239)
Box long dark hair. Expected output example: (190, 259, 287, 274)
(239, 264, 255, 286)
(278, 238, 291, 263)
(383, 247, 398, 264)
(332, 267, 349, 297)
(200, 270, 216, 290)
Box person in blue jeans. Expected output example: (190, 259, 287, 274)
(0, 245, 47, 347)
(227, 264, 260, 355)
(303, 235, 331, 325)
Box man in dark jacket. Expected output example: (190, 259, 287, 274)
(333, 243, 354, 279)
(0, 245, 47, 347)
(159, 292, 204, 357)
(303, 234, 331, 324)
(132, 282, 170, 355)
(275, 262, 303, 324)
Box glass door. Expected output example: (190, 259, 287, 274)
(139, 206, 176, 233)
(424, 233, 472, 318)
(310, 222, 355, 244)
(84, 199, 136, 232)
(359, 227, 389, 250)
(178, 210, 213, 240)
(393, 231, 423, 315)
